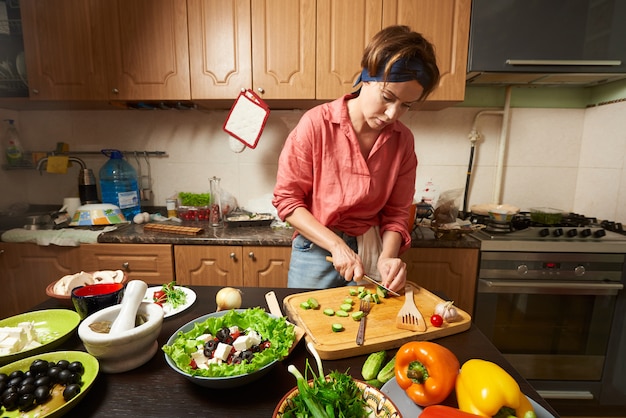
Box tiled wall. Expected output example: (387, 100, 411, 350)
(1, 99, 625, 222)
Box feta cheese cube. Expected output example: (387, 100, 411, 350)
(195, 334, 213, 343)
(247, 330, 262, 346)
(213, 342, 233, 362)
(233, 335, 251, 352)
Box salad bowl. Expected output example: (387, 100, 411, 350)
(163, 308, 296, 388)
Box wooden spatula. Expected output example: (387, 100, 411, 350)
(396, 285, 427, 332)
(265, 291, 305, 353)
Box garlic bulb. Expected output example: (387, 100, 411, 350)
(433, 301, 461, 323)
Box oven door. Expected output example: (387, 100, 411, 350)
(475, 278, 623, 384)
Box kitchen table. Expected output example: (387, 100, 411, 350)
(25, 286, 559, 417)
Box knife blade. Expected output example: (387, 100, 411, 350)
(325, 256, 400, 297)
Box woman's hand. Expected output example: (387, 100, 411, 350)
(377, 256, 407, 292)
(329, 246, 364, 283)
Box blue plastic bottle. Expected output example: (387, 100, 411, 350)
(99, 149, 141, 220)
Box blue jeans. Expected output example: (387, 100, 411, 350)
(288, 233, 359, 289)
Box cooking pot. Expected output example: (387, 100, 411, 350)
(70, 203, 126, 226)
(470, 203, 520, 216)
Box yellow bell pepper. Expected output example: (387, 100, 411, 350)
(456, 359, 536, 418)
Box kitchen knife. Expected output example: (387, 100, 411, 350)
(325, 256, 400, 297)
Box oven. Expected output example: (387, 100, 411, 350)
(472, 214, 626, 408)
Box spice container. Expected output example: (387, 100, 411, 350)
(166, 198, 177, 218)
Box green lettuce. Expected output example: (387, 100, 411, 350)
(162, 308, 295, 377)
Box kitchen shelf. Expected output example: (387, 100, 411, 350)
(2, 150, 168, 170)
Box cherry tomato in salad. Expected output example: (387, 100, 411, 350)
(153, 290, 167, 305)
(430, 314, 444, 327)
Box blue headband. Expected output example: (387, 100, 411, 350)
(354, 57, 431, 88)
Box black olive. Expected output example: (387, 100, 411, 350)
(216, 327, 230, 341)
(63, 384, 81, 401)
(241, 350, 254, 362)
(0, 373, 7, 383)
(204, 340, 218, 351)
(17, 383, 35, 396)
(7, 376, 23, 388)
(57, 369, 73, 385)
(8, 370, 24, 380)
(2, 391, 18, 410)
(34, 385, 50, 404)
(20, 376, 35, 387)
(68, 361, 85, 375)
(47, 366, 62, 383)
(2, 385, 17, 398)
(34, 375, 51, 388)
(29, 359, 49, 375)
(0, 381, 5, 394)
(18, 393, 35, 412)
(56, 360, 70, 370)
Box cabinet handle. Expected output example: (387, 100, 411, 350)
(32, 89, 39, 95)
(248, 251, 255, 260)
(229, 252, 236, 259)
(0, 249, 4, 255)
(122, 262, 130, 270)
(257, 87, 265, 95)
(112, 88, 119, 94)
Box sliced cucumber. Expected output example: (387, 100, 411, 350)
(349, 288, 358, 296)
(323, 308, 335, 316)
(307, 297, 320, 309)
(351, 310, 364, 321)
(300, 301, 311, 309)
(339, 303, 353, 312)
(343, 298, 354, 305)
(331, 323, 344, 332)
(335, 310, 349, 317)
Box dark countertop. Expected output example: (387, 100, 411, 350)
(96, 222, 481, 249)
(28, 286, 559, 417)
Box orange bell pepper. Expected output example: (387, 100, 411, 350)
(420, 405, 483, 417)
(394, 341, 460, 406)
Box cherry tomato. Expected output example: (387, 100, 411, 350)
(430, 314, 444, 327)
(153, 290, 167, 304)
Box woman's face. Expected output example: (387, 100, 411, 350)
(359, 80, 424, 130)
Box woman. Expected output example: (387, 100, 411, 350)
(272, 25, 439, 292)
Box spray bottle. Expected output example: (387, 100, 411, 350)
(3, 119, 24, 166)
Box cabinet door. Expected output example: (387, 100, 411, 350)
(174, 246, 244, 287)
(0, 243, 82, 318)
(251, 0, 316, 99)
(401, 247, 478, 314)
(80, 244, 174, 285)
(383, 0, 471, 107)
(316, 0, 383, 100)
(21, 0, 109, 100)
(188, 0, 252, 99)
(242, 246, 291, 288)
(103, 0, 191, 100)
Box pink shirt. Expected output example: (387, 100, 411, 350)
(272, 94, 417, 252)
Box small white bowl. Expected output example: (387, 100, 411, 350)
(78, 301, 164, 373)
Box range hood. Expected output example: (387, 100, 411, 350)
(467, 0, 626, 87)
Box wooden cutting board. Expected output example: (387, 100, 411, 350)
(283, 282, 471, 360)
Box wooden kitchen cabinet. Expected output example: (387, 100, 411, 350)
(188, 0, 315, 100)
(21, 0, 190, 101)
(0, 243, 82, 319)
(316, 0, 470, 108)
(383, 0, 471, 108)
(79, 244, 174, 285)
(401, 247, 479, 314)
(174, 245, 291, 288)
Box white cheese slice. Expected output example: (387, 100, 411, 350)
(247, 330, 262, 346)
(213, 342, 233, 362)
(233, 335, 251, 352)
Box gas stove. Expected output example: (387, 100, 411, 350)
(471, 212, 626, 253)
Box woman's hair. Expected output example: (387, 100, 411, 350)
(360, 25, 440, 101)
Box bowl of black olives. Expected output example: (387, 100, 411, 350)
(0, 351, 98, 416)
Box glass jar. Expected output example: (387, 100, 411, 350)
(209, 176, 223, 227)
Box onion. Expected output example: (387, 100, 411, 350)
(433, 301, 461, 323)
(215, 287, 243, 311)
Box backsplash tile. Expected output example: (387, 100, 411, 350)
(1, 100, 626, 222)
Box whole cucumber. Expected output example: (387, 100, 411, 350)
(361, 350, 386, 381)
(376, 355, 396, 383)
